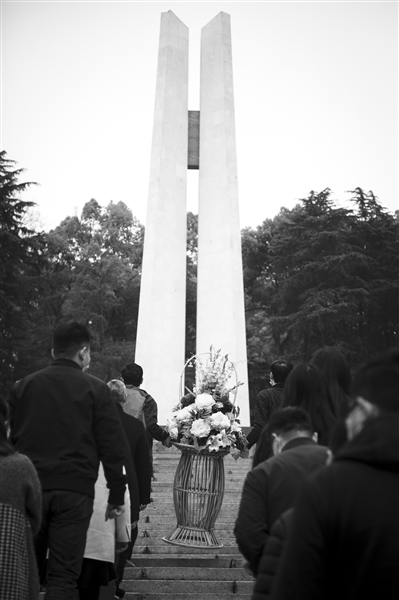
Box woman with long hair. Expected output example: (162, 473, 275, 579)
(281, 363, 338, 446)
(0, 396, 42, 600)
(310, 347, 352, 418)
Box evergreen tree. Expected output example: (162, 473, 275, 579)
(242, 189, 398, 372)
(0, 151, 45, 393)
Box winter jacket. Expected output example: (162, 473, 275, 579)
(234, 437, 329, 575)
(272, 413, 399, 600)
(9, 358, 127, 505)
(252, 509, 293, 600)
(247, 384, 284, 449)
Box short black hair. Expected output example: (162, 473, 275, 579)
(271, 360, 293, 384)
(53, 321, 91, 357)
(351, 348, 399, 413)
(121, 363, 143, 386)
(267, 407, 313, 436)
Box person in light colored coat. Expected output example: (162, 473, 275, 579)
(77, 464, 131, 600)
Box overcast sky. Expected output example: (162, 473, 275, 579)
(1, 0, 398, 231)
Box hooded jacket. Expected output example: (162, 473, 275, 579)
(272, 413, 399, 600)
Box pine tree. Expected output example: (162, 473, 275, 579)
(0, 151, 44, 393)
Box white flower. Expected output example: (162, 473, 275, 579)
(175, 406, 195, 423)
(195, 393, 215, 411)
(190, 418, 212, 438)
(165, 418, 179, 439)
(209, 411, 231, 431)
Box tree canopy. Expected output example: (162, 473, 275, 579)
(242, 188, 398, 396)
(1, 153, 397, 408)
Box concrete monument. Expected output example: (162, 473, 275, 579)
(135, 11, 250, 426)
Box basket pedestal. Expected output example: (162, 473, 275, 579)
(163, 447, 227, 548)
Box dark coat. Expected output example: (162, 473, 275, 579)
(9, 358, 127, 505)
(272, 413, 399, 600)
(234, 437, 329, 575)
(251, 510, 293, 600)
(115, 403, 152, 506)
(247, 384, 284, 449)
(0, 452, 42, 600)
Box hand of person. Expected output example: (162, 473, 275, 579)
(115, 541, 128, 554)
(139, 503, 148, 511)
(131, 520, 138, 529)
(105, 504, 124, 521)
(162, 435, 172, 448)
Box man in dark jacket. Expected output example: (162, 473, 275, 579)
(9, 322, 127, 600)
(234, 407, 329, 576)
(272, 349, 399, 600)
(247, 360, 293, 449)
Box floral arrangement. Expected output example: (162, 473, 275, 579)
(165, 347, 248, 457)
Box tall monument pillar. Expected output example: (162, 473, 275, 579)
(136, 11, 250, 426)
(197, 13, 250, 426)
(135, 11, 188, 424)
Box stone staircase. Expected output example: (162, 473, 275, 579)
(119, 441, 255, 599)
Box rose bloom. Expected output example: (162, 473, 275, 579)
(190, 418, 212, 438)
(175, 406, 195, 423)
(195, 393, 215, 411)
(209, 411, 231, 431)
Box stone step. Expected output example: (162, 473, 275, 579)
(136, 538, 240, 549)
(151, 480, 247, 487)
(137, 530, 237, 542)
(142, 511, 239, 520)
(121, 579, 254, 594)
(124, 595, 252, 600)
(151, 478, 248, 485)
(138, 515, 235, 537)
(153, 466, 250, 474)
(141, 507, 241, 517)
(124, 566, 253, 581)
(128, 555, 245, 568)
(116, 442, 251, 599)
(132, 544, 241, 555)
(144, 506, 238, 516)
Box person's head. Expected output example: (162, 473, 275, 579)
(346, 348, 399, 440)
(270, 360, 293, 386)
(267, 407, 316, 454)
(107, 379, 127, 405)
(121, 362, 143, 386)
(310, 347, 352, 417)
(52, 321, 91, 371)
(282, 363, 337, 446)
(0, 396, 14, 457)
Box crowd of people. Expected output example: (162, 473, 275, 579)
(0, 319, 398, 599)
(236, 346, 399, 599)
(1, 321, 170, 600)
